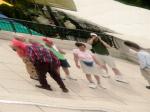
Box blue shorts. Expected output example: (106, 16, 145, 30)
(59, 59, 70, 68)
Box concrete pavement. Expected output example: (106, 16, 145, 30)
(0, 39, 150, 112)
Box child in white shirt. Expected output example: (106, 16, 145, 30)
(73, 42, 106, 89)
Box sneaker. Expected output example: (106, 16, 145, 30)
(115, 75, 128, 84)
(30, 76, 39, 81)
(61, 76, 66, 80)
(67, 75, 77, 80)
(102, 74, 110, 78)
(98, 84, 106, 89)
(88, 83, 97, 89)
(62, 88, 69, 93)
(101, 70, 110, 78)
(146, 86, 150, 89)
(36, 85, 53, 91)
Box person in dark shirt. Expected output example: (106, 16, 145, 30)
(87, 33, 127, 83)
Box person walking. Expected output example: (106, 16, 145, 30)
(87, 33, 127, 83)
(11, 38, 69, 92)
(10, 36, 38, 80)
(42, 38, 76, 80)
(73, 42, 106, 89)
(124, 41, 150, 89)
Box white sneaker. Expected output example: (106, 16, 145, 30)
(98, 84, 106, 89)
(88, 83, 97, 89)
(67, 75, 77, 80)
(61, 75, 66, 80)
(102, 74, 110, 78)
(101, 70, 110, 78)
(115, 75, 128, 84)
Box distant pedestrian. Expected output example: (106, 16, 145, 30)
(73, 42, 106, 89)
(125, 41, 150, 89)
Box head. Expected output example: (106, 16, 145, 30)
(11, 38, 24, 49)
(28, 37, 39, 45)
(124, 41, 141, 52)
(10, 38, 27, 57)
(90, 33, 99, 42)
(14, 34, 26, 42)
(75, 42, 86, 51)
(42, 38, 53, 47)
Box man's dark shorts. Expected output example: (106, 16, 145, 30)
(59, 59, 70, 68)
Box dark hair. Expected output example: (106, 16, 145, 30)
(124, 41, 141, 50)
(75, 42, 86, 47)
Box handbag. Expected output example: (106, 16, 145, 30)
(82, 61, 93, 67)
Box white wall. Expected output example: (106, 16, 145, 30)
(61, 0, 150, 48)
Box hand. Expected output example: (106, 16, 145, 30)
(76, 64, 80, 69)
(98, 36, 102, 41)
(92, 36, 97, 40)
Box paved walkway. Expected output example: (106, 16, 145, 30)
(0, 39, 150, 112)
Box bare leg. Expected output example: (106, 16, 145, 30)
(62, 67, 70, 76)
(94, 75, 100, 84)
(112, 67, 128, 83)
(86, 74, 93, 83)
(102, 64, 108, 73)
(57, 67, 61, 74)
(112, 68, 121, 75)
(94, 75, 106, 89)
(62, 67, 77, 80)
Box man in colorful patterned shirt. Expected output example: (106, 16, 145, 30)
(11, 38, 68, 93)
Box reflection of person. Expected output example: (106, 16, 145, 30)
(42, 38, 77, 80)
(11, 38, 69, 92)
(73, 42, 106, 89)
(125, 41, 150, 89)
(87, 33, 127, 83)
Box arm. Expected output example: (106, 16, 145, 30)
(57, 47, 66, 54)
(87, 37, 95, 45)
(92, 55, 101, 65)
(99, 37, 111, 48)
(73, 53, 80, 68)
(52, 45, 66, 54)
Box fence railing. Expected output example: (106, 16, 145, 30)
(0, 17, 117, 48)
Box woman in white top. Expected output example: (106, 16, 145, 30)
(73, 42, 106, 89)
